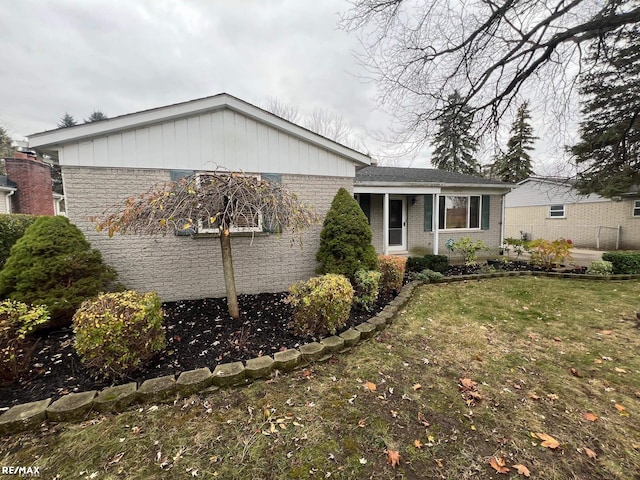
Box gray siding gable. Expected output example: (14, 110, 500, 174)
(505, 179, 609, 207)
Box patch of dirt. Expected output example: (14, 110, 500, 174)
(0, 292, 394, 408)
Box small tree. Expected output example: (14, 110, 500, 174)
(0, 126, 14, 159)
(316, 188, 378, 280)
(493, 102, 537, 183)
(85, 110, 108, 123)
(57, 113, 77, 128)
(0, 216, 117, 328)
(95, 170, 318, 319)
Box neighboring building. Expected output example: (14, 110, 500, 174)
(354, 166, 511, 256)
(504, 177, 640, 250)
(0, 175, 17, 214)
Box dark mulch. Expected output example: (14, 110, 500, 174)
(0, 291, 394, 409)
(444, 260, 587, 276)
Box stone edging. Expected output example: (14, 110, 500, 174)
(2, 271, 639, 436)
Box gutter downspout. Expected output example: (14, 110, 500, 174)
(433, 194, 439, 255)
(500, 194, 506, 247)
(5, 190, 14, 214)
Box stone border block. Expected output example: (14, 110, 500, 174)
(367, 316, 387, 331)
(339, 328, 361, 347)
(47, 391, 96, 423)
(321, 336, 345, 354)
(273, 349, 302, 371)
(177, 368, 213, 396)
(137, 375, 176, 402)
(0, 398, 51, 435)
(212, 362, 245, 387)
(355, 322, 376, 339)
(93, 383, 138, 412)
(376, 311, 394, 325)
(299, 342, 325, 362)
(245, 356, 275, 379)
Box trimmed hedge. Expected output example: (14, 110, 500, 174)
(0, 214, 38, 268)
(602, 251, 640, 274)
(378, 255, 406, 294)
(406, 254, 449, 273)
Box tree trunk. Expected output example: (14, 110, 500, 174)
(219, 230, 240, 318)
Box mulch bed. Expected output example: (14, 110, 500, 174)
(0, 291, 395, 409)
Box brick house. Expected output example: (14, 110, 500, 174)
(504, 177, 640, 250)
(28, 93, 510, 301)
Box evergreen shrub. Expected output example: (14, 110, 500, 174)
(587, 260, 613, 276)
(288, 274, 354, 337)
(602, 251, 640, 274)
(378, 255, 406, 294)
(73, 291, 166, 379)
(0, 216, 117, 328)
(0, 214, 38, 268)
(353, 269, 381, 312)
(406, 254, 449, 273)
(316, 188, 378, 280)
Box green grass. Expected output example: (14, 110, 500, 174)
(2, 277, 639, 479)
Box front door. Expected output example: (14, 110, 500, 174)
(388, 196, 407, 252)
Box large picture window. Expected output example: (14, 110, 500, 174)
(438, 195, 481, 229)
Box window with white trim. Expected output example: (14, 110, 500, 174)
(196, 173, 263, 234)
(549, 204, 565, 218)
(633, 199, 640, 217)
(438, 195, 481, 229)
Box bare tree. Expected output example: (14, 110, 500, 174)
(95, 170, 318, 319)
(341, 0, 640, 143)
(263, 97, 301, 123)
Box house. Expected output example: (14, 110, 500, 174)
(27, 93, 510, 301)
(504, 177, 640, 250)
(354, 166, 511, 255)
(0, 175, 17, 214)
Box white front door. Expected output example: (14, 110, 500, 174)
(387, 196, 407, 252)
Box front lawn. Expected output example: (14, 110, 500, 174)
(2, 277, 639, 479)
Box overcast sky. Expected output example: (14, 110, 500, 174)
(0, 0, 572, 171)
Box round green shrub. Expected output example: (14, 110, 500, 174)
(73, 291, 166, 379)
(0, 213, 38, 268)
(288, 274, 354, 337)
(316, 188, 378, 280)
(353, 269, 381, 312)
(0, 216, 117, 328)
(0, 300, 49, 385)
(587, 260, 613, 276)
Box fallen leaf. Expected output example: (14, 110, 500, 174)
(553, 337, 562, 342)
(412, 383, 422, 391)
(570, 368, 582, 378)
(615, 403, 626, 412)
(413, 439, 423, 449)
(614, 367, 628, 374)
(386, 449, 401, 468)
(512, 464, 531, 477)
(358, 418, 367, 428)
(594, 359, 603, 364)
(359, 458, 367, 465)
(584, 447, 597, 459)
(364, 381, 377, 392)
(489, 456, 510, 474)
(582, 412, 598, 422)
(460, 378, 477, 389)
(600, 330, 613, 335)
(533, 432, 560, 449)
(417, 412, 430, 427)
(528, 393, 541, 400)
(547, 393, 559, 401)
(108, 452, 125, 465)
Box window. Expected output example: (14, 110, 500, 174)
(633, 200, 640, 217)
(438, 195, 481, 229)
(549, 204, 565, 218)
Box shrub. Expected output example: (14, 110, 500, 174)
(316, 188, 378, 280)
(0, 300, 49, 385)
(501, 237, 530, 259)
(0, 216, 117, 328)
(353, 269, 382, 312)
(288, 274, 354, 337)
(73, 291, 166, 379)
(451, 237, 489, 265)
(378, 255, 406, 294)
(412, 269, 445, 283)
(602, 251, 640, 274)
(587, 260, 613, 276)
(406, 254, 449, 273)
(0, 214, 38, 268)
(528, 238, 573, 269)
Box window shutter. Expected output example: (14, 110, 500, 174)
(262, 173, 282, 233)
(358, 193, 371, 224)
(424, 194, 433, 231)
(170, 170, 194, 182)
(481, 195, 490, 230)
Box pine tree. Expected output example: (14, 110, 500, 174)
(572, 26, 640, 197)
(85, 110, 108, 123)
(494, 102, 537, 183)
(0, 126, 14, 158)
(430, 91, 480, 175)
(57, 113, 77, 128)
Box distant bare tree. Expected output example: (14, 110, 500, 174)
(263, 97, 301, 123)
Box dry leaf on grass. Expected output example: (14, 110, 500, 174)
(412, 383, 422, 391)
(600, 330, 613, 335)
(570, 367, 582, 378)
(512, 464, 531, 477)
(615, 403, 626, 412)
(614, 367, 628, 374)
(414, 439, 423, 449)
(364, 381, 377, 392)
(386, 449, 401, 468)
(584, 447, 598, 459)
(489, 456, 510, 474)
(582, 412, 598, 422)
(533, 432, 560, 449)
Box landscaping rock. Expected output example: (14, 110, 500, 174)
(355, 322, 376, 339)
(321, 336, 345, 354)
(376, 311, 394, 325)
(0, 398, 51, 435)
(382, 304, 398, 316)
(299, 342, 325, 362)
(177, 368, 213, 396)
(245, 356, 275, 379)
(367, 316, 387, 331)
(93, 383, 138, 412)
(137, 375, 176, 402)
(273, 349, 302, 371)
(339, 328, 361, 347)
(47, 391, 96, 423)
(212, 362, 245, 387)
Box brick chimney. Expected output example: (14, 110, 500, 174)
(4, 152, 55, 215)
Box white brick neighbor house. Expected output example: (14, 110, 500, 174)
(28, 93, 511, 301)
(504, 177, 640, 250)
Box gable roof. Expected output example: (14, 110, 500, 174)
(355, 166, 511, 189)
(28, 93, 371, 167)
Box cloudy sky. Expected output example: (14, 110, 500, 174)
(0, 0, 572, 171)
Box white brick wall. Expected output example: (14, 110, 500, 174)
(62, 166, 352, 301)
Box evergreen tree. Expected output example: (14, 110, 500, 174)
(572, 26, 640, 197)
(316, 188, 378, 280)
(57, 113, 77, 128)
(85, 110, 108, 123)
(494, 102, 537, 183)
(430, 91, 480, 175)
(0, 126, 14, 158)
